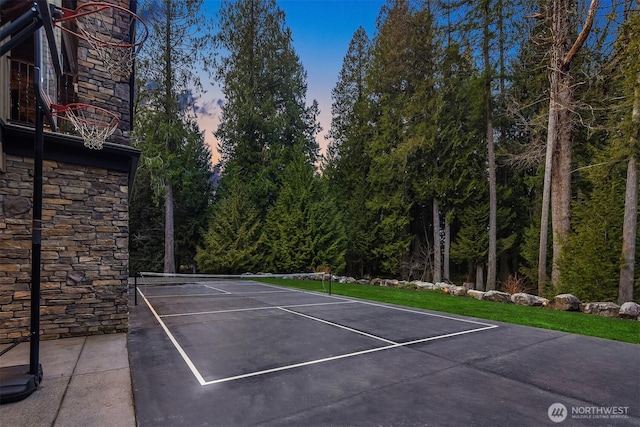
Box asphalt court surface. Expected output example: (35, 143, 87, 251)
(129, 280, 640, 426)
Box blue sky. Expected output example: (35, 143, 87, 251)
(198, 0, 386, 164)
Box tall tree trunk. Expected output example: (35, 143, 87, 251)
(550, 68, 573, 287)
(538, 0, 598, 293)
(444, 213, 451, 282)
(433, 198, 442, 283)
(163, 0, 175, 274)
(619, 156, 638, 304)
(164, 183, 175, 273)
(476, 264, 484, 291)
(538, 70, 556, 295)
(619, 70, 640, 304)
(483, 0, 497, 291)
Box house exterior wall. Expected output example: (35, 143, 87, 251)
(0, 1, 139, 344)
(0, 153, 130, 343)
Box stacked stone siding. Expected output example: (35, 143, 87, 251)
(0, 155, 130, 343)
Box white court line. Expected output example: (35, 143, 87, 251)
(200, 324, 498, 386)
(203, 284, 230, 294)
(252, 282, 496, 328)
(278, 307, 398, 345)
(137, 288, 207, 386)
(139, 284, 499, 387)
(160, 300, 357, 318)
(323, 295, 497, 328)
(144, 290, 294, 298)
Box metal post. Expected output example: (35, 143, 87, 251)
(29, 29, 44, 379)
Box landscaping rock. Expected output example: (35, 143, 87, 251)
(358, 279, 370, 285)
(415, 282, 435, 290)
(462, 282, 474, 290)
(619, 302, 640, 320)
(511, 292, 549, 307)
(467, 290, 485, 300)
(549, 294, 581, 311)
(580, 302, 620, 317)
(452, 286, 467, 296)
(482, 290, 512, 303)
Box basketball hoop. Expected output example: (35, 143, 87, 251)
(51, 103, 120, 150)
(53, 2, 149, 79)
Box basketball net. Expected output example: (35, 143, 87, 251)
(54, 2, 149, 80)
(52, 103, 120, 150)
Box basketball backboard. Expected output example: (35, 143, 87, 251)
(0, 0, 62, 125)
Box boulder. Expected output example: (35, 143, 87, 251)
(415, 282, 436, 290)
(358, 279, 370, 285)
(580, 302, 620, 317)
(467, 290, 485, 300)
(386, 279, 399, 287)
(619, 302, 640, 320)
(451, 286, 467, 296)
(548, 294, 581, 311)
(371, 278, 383, 286)
(434, 282, 449, 290)
(511, 292, 549, 307)
(482, 290, 512, 303)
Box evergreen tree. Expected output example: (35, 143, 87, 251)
(265, 150, 346, 272)
(325, 26, 375, 277)
(134, 0, 213, 273)
(557, 164, 625, 302)
(365, 0, 439, 277)
(173, 120, 215, 272)
(195, 178, 264, 274)
(214, 0, 320, 213)
(129, 166, 164, 274)
(613, 9, 640, 303)
(559, 9, 640, 303)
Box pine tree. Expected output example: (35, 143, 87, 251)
(611, 9, 639, 303)
(264, 150, 345, 272)
(134, 0, 213, 273)
(325, 26, 375, 277)
(557, 164, 625, 302)
(538, 0, 599, 290)
(173, 120, 214, 272)
(195, 179, 264, 274)
(214, 0, 320, 213)
(129, 166, 164, 274)
(365, 0, 439, 277)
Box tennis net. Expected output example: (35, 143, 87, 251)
(131, 272, 328, 305)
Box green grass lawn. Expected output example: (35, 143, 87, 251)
(257, 278, 640, 345)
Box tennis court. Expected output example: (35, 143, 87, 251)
(128, 278, 640, 426)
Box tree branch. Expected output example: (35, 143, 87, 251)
(562, 0, 599, 69)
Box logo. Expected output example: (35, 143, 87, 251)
(548, 403, 568, 423)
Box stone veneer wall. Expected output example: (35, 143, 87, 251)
(0, 154, 130, 343)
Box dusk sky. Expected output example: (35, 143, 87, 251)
(197, 0, 387, 165)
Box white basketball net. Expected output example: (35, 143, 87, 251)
(64, 106, 119, 150)
(76, 5, 138, 79)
